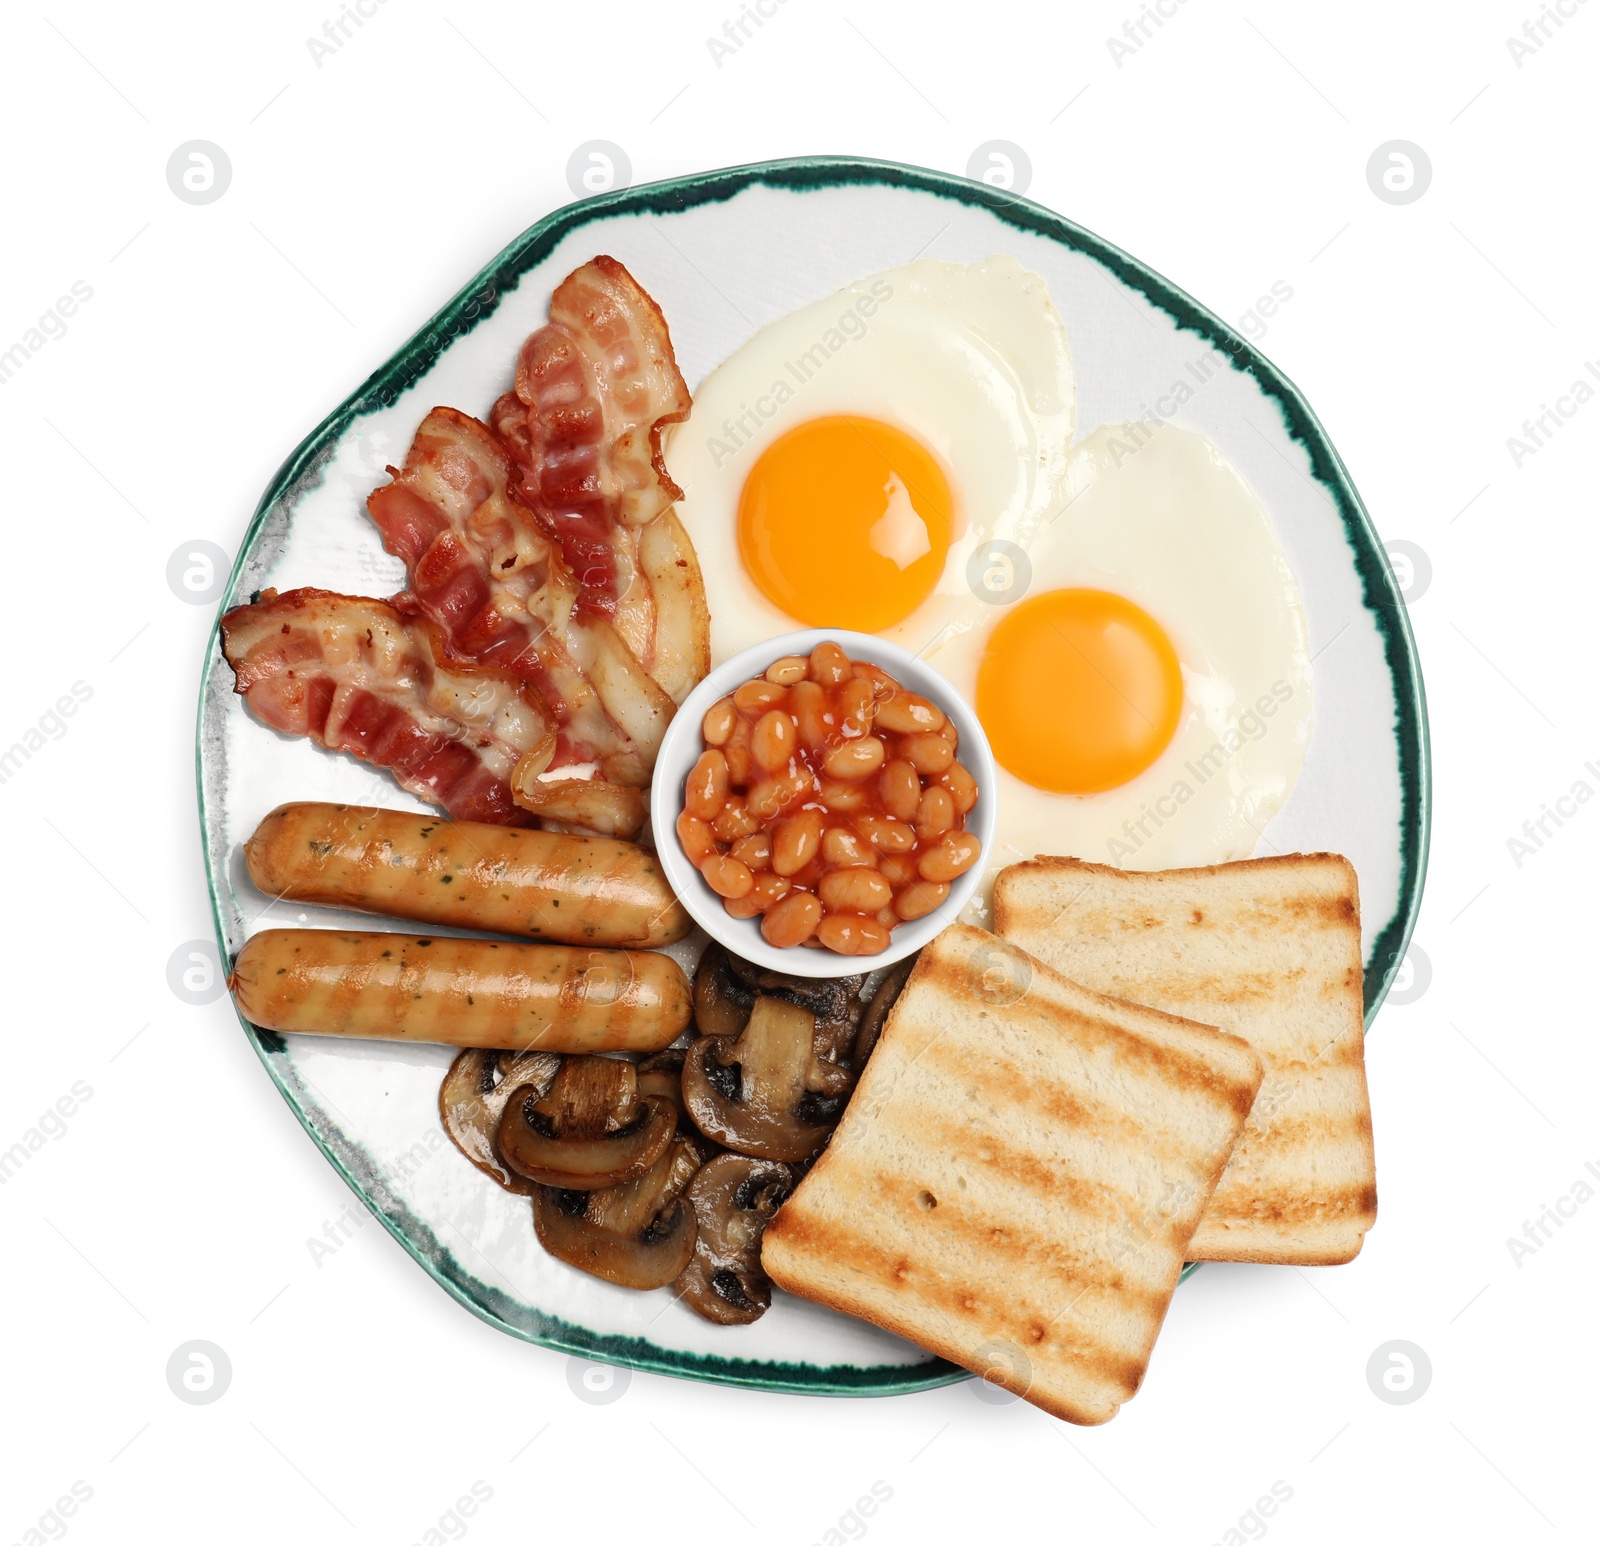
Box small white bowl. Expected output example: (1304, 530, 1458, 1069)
(651, 628, 998, 979)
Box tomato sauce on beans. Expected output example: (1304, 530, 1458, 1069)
(677, 642, 981, 955)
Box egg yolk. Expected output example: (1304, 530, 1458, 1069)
(977, 588, 1183, 794)
(738, 416, 954, 632)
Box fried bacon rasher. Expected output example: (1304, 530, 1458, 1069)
(365, 406, 664, 783)
(219, 588, 554, 827)
(224, 256, 709, 832)
(370, 256, 709, 793)
(493, 256, 690, 589)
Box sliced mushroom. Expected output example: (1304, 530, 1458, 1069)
(439, 1050, 562, 1194)
(636, 1048, 691, 1125)
(721, 951, 867, 1025)
(804, 984, 867, 1099)
(683, 997, 846, 1161)
(726, 952, 867, 1086)
(695, 946, 866, 1097)
(693, 944, 756, 1040)
(533, 1136, 701, 1290)
(498, 1055, 675, 1189)
(854, 953, 920, 1069)
(676, 1154, 797, 1325)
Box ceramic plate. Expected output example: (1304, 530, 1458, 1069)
(198, 156, 1429, 1395)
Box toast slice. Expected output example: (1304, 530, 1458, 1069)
(993, 853, 1375, 1265)
(761, 924, 1262, 1425)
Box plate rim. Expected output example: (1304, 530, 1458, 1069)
(196, 152, 1430, 1394)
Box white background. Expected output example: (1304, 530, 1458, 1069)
(2, 2, 1594, 1542)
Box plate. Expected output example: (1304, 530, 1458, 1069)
(198, 156, 1429, 1395)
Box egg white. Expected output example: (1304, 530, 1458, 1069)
(663, 256, 1077, 664)
(921, 421, 1315, 910)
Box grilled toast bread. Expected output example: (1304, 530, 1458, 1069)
(761, 924, 1262, 1424)
(993, 853, 1375, 1265)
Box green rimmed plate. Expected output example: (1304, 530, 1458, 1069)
(198, 155, 1429, 1395)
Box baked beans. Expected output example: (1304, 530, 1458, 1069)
(679, 642, 981, 954)
(702, 698, 735, 746)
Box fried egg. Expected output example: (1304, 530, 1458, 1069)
(923, 421, 1314, 901)
(664, 257, 1076, 661)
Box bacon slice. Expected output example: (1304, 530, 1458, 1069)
(366, 258, 707, 804)
(636, 508, 711, 704)
(491, 255, 692, 614)
(219, 587, 554, 826)
(507, 769, 647, 839)
(366, 407, 656, 784)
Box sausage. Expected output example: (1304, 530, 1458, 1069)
(245, 803, 690, 949)
(229, 929, 691, 1053)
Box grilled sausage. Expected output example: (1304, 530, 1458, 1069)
(230, 929, 691, 1053)
(244, 803, 689, 949)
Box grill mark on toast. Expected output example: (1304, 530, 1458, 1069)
(836, 1136, 1199, 1287)
(1199, 1179, 1377, 1228)
(1005, 900, 1356, 939)
(823, 1166, 1177, 1305)
(1242, 1104, 1374, 1149)
(1266, 1039, 1367, 1074)
(992, 854, 1374, 1268)
(763, 923, 1262, 1421)
(764, 1208, 1151, 1400)
(1083, 970, 1292, 1007)
(916, 951, 1258, 1116)
(896, 1036, 1239, 1164)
